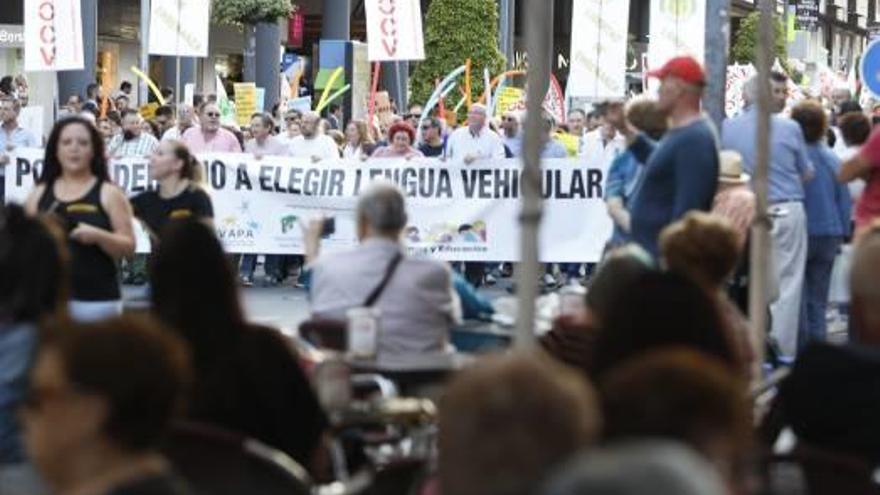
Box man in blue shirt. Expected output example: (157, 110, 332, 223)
(606, 56, 719, 258)
(0, 96, 40, 203)
(721, 74, 813, 358)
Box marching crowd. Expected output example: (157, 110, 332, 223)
(3, 54, 880, 494)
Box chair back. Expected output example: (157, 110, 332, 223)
(162, 421, 312, 495)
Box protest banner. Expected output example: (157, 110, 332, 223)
(234, 83, 257, 127)
(365, 0, 425, 62)
(6, 150, 613, 262)
(24, 0, 85, 72)
(567, 0, 630, 99)
(148, 0, 210, 58)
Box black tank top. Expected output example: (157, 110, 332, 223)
(38, 179, 121, 301)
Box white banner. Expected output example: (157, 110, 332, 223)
(647, 0, 706, 71)
(567, 0, 630, 99)
(6, 150, 612, 262)
(148, 0, 210, 58)
(365, 0, 425, 62)
(24, 0, 85, 72)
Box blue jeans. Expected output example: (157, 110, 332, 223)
(239, 254, 257, 278)
(798, 236, 843, 350)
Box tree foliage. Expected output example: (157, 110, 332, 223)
(731, 11, 787, 68)
(212, 0, 295, 26)
(410, 0, 506, 119)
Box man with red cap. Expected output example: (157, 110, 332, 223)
(606, 56, 719, 257)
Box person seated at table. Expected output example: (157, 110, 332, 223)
(303, 181, 460, 356)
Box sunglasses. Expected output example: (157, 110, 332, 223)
(205, 112, 220, 118)
(420, 125, 433, 131)
(503, 117, 516, 122)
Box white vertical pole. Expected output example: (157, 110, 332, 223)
(140, 0, 151, 105)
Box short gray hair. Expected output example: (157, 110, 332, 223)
(357, 181, 408, 234)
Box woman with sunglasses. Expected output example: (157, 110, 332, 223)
(25, 116, 135, 322)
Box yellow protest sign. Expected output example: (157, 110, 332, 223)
(494, 87, 526, 117)
(233, 83, 257, 128)
(139, 103, 159, 120)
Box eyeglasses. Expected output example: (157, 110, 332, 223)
(420, 126, 432, 131)
(205, 112, 220, 118)
(285, 117, 299, 122)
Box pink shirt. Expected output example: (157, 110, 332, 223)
(856, 129, 880, 231)
(371, 146, 423, 159)
(182, 127, 242, 153)
(712, 184, 756, 250)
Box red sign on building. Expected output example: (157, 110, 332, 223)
(288, 12, 304, 48)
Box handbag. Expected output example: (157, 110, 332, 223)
(299, 251, 404, 351)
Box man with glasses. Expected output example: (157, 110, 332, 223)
(278, 109, 303, 150)
(418, 118, 446, 157)
(182, 103, 242, 153)
(0, 96, 39, 202)
(446, 104, 505, 164)
(405, 104, 423, 129)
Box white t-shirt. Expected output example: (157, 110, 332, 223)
(287, 134, 340, 159)
(445, 126, 506, 162)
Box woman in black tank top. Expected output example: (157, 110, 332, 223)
(131, 139, 214, 241)
(25, 117, 136, 321)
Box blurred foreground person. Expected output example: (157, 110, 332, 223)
(660, 212, 755, 377)
(0, 205, 67, 495)
(438, 351, 601, 495)
(540, 245, 654, 376)
(305, 182, 459, 356)
(600, 349, 753, 494)
(591, 271, 739, 379)
(21, 316, 191, 495)
(542, 442, 725, 495)
(150, 220, 328, 471)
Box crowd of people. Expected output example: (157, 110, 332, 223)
(3, 53, 880, 494)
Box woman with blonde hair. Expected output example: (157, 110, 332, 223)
(131, 140, 213, 239)
(342, 119, 376, 159)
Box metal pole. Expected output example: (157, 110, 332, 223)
(176, 57, 181, 106)
(749, 0, 775, 372)
(516, 0, 552, 347)
(704, 0, 730, 128)
(499, 0, 515, 67)
(140, 0, 151, 105)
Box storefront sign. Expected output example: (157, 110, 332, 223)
(288, 12, 304, 48)
(24, 0, 85, 72)
(365, 0, 425, 61)
(795, 0, 820, 32)
(0, 24, 23, 48)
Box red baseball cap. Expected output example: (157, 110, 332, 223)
(647, 56, 706, 86)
